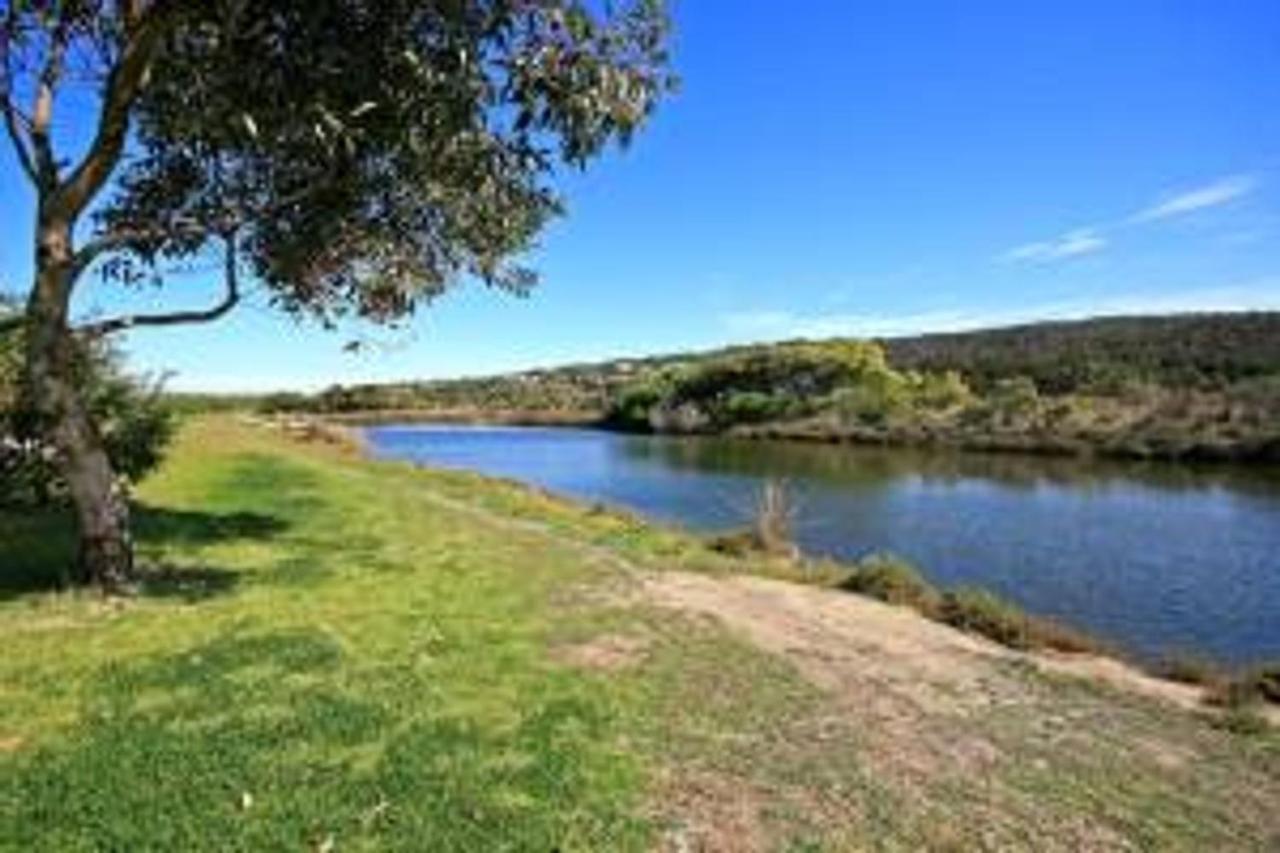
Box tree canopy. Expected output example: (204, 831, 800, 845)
(4, 0, 673, 333)
(1, 0, 673, 588)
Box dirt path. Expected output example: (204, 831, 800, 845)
(635, 571, 1280, 851)
(639, 571, 1215, 718)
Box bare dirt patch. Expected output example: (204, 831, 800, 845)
(652, 770, 770, 853)
(641, 571, 1277, 724)
(641, 571, 1015, 716)
(635, 570, 1280, 850)
(552, 632, 651, 672)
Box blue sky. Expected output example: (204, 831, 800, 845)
(4, 1, 1280, 392)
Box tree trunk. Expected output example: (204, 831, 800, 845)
(25, 219, 135, 592)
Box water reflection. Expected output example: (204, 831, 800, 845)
(620, 433, 1280, 498)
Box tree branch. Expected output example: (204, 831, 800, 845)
(76, 232, 241, 337)
(70, 218, 224, 279)
(27, 11, 69, 191)
(50, 1, 174, 219)
(1, 97, 36, 184)
(0, 10, 37, 186)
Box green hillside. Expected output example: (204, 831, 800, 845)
(255, 312, 1280, 462)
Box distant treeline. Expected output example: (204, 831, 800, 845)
(224, 312, 1280, 462)
(883, 312, 1280, 394)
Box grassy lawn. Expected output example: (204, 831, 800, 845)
(1, 416, 1278, 851)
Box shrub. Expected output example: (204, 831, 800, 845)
(1026, 617, 1103, 655)
(1207, 665, 1280, 709)
(1154, 655, 1221, 686)
(1, 320, 173, 508)
(723, 390, 787, 424)
(707, 529, 762, 558)
(1256, 667, 1280, 704)
(908, 369, 975, 411)
(988, 375, 1043, 427)
(840, 553, 940, 612)
(1211, 707, 1271, 737)
(606, 372, 677, 429)
(938, 588, 1033, 650)
(830, 370, 913, 426)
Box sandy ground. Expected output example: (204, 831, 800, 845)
(630, 571, 1279, 851)
(638, 571, 1220, 719)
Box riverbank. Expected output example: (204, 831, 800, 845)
(2, 416, 1278, 849)
(730, 413, 1280, 464)
(322, 407, 603, 427)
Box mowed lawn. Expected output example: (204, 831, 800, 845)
(1, 416, 1279, 851)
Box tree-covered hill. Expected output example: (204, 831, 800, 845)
(254, 312, 1280, 462)
(273, 312, 1280, 412)
(882, 312, 1280, 394)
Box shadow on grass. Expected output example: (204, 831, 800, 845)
(0, 503, 290, 601)
(132, 504, 290, 546)
(1, 627, 648, 849)
(134, 563, 243, 603)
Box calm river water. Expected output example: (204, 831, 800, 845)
(365, 424, 1280, 666)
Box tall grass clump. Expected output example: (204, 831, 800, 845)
(710, 478, 800, 561)
(1205, 665, 1280, 708)
(753, 478, 797, 558)
(937, 588, 1034, 650)
(1154, 654, 1221, 686)
(835, 557, 1101, 654)
(840, 552, 940, 612)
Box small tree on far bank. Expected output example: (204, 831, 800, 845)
(1, 1, 673, 591)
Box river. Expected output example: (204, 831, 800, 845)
(364, 424, 1280, 666)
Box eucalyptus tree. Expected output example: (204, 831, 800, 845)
(1, 0, 672, 590)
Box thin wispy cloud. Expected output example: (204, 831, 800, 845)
(1131, 175, 1257, 223)
(999, 173, 1260, 265)
(1000, 229, 1107, 264)
(722, 278, 1280, 340)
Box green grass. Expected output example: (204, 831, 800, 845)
(1, 427, 652, 849)
(1, 416, 1278, 850)
(0, 418, 835, 850)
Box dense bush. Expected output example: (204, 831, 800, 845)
(608, 341, 914, 431)
(1, 315, 173, 507)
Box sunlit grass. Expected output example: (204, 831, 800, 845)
(1, 416, 1277, 850)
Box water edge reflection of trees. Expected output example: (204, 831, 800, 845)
(618, 432, 1280, 499)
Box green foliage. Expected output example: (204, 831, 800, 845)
(1, 321, 173, 507)
(990, 376, 1042, 419)
(607, 374, 673, 428)
(884, 312, 1280, 394)
(82, 0, 673, 324)
(248, 313, 1280, 462)
(830, 370, 913, 426)
(607, 340, 904, 431)
(907, 369, 975, 411)
(4, 417, 1278, 846)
